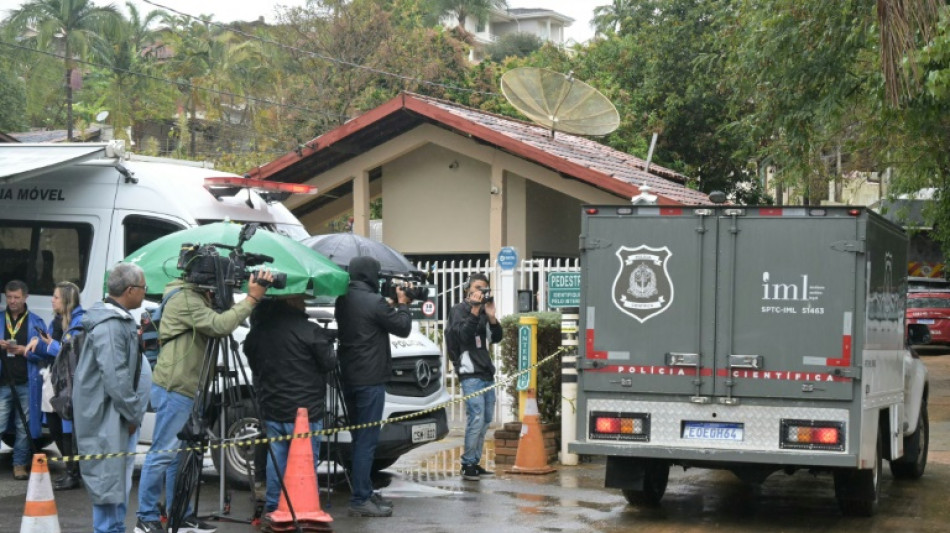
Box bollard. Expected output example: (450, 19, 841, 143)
(560, 311, 579, 466)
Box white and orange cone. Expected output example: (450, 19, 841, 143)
(506, 392, 556, 475)
(20, 453, 61, 533)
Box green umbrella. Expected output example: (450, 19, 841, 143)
(122, 222, 349, 297)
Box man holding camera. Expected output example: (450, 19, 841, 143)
(135, 270, 273, 533)
(335, 256, 412, 518)
(448, 274, 502, 481)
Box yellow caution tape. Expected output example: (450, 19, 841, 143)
(49, 348, 567, 463)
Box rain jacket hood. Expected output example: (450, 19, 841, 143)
(348, 256, 381, 292)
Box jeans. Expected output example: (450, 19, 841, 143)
(343, 384, 386, 506)
(264, 419, 323, 512)
(460, 378, 495, 467)
(91, 428, 139, 533)
(136, 384, 194, 522)
(0, 382, 31, 466)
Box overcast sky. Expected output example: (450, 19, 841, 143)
(0, 0, 597, 43)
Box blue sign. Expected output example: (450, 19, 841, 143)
(517, 325, 532, 391)
(498, 246, 518, 271)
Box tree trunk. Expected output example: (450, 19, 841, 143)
(65, 39, 73, 142)
(189, 95, 197, 158)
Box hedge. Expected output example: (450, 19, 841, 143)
(498, 312, 568, 425)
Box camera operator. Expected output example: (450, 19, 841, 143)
(334, 257, 412, 518)
(244, 296, 337, 522)
(135, 269, 273, 533)
(448, 274, 502, 481)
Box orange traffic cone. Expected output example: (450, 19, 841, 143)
(20, 453, 61, 533)
(506, 391, 556, 475)
(266, 408, 333, 530)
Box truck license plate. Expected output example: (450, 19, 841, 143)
(682, 422, 744, 441)
(411, 422, 437, 443)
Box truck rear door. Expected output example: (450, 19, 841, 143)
(580, 207, 717, 397)
(713, 208, 858, 401)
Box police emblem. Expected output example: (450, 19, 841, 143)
(612, 245, 674, 323)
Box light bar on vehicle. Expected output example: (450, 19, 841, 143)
(590, 411, 650, 442)
(203, 177, 318, 195)
(780, 419, 846, 451)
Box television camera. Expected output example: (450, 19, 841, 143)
(177, 223, 286, 310)
(381, 271, 429, 302)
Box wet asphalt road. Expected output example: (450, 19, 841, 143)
(3, 347, 950, 532)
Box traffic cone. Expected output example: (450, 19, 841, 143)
(20, 453, 61, 533)
(506, 392, 556, 475)
(266, 408, 333, 531)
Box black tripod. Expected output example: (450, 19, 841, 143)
(166, 332, 304, 533)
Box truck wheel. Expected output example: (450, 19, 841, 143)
(210, 397, 260, 491)
(834, 436, 881, 516)
(890, 400, 929, 480)
(621, 461, 669, 506)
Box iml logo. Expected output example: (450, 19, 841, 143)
(762, 272, 811, 301)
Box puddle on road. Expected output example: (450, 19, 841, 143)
(392, 441, 496, 484)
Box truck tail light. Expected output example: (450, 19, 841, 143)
(780, 419, 845, 451)
(590, 411, 650, 441)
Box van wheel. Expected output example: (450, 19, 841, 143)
(834, 436, 881, 516)
(890, 399, 929, 480)
(621, 461, 669, 506)
(211, 397, 259, 491)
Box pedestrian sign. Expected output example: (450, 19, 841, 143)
(547, 271, 580, 308)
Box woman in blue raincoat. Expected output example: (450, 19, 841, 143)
(27, 281, 84, 490)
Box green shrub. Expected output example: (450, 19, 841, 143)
(498, 312, 565, 425)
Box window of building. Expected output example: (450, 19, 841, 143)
(0, 222, 93, 295)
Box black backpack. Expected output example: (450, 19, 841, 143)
(139, 287, 182, 369)
(49, 327, 86, 421)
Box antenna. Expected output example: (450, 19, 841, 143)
(500, 67, 620, 138)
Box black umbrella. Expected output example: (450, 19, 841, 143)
(301, 233, 421, 276)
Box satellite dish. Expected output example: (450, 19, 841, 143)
(500, 67, 620, 137)
(95, 111, 109, 122)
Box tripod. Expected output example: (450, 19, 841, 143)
(167, 332, 304, 533)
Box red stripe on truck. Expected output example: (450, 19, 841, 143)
(660, 208, 683, 216)
(586, 365, 713, 376)
(585, 329, 607, 359)
(717, 368, 852, 382)
(758, 208, 783, 216)
(825, 335, 852, 367)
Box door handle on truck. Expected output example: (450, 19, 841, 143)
(665, 352, 700, 366)
(728, 354, 763, 369)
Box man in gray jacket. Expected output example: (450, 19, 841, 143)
(73, 263, 151, 533)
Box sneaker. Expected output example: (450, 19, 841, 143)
(348, 498, 393, 517)
(474, 464, 494, 476)
(12, 465, 28, 480)
(134, 519, 166, 533)
(461, 464, 480, 481)
(371, 491, 393, 511)
(178, 515, 217, 533)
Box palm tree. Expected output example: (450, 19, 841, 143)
(592, 0, 633, 36)
(7, 0, 122, 141)
(876, 0, 941, 106)
(95, 2, 167, 144)
(432, 0, 507, 34)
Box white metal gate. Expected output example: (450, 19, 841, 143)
(415, 258, 580, 427)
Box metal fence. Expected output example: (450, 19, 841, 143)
(414, 258, 580, 427)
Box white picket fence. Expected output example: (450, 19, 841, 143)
(414, 258, 580, 427)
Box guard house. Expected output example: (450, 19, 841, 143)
(248, 92, 709, 261)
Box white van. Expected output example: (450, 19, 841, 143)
(0, 141, 449, 486)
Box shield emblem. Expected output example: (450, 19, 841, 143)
(611, 245, 674, 323)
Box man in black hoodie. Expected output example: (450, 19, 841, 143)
(335, 256, 411, 517)
(244, 296, 337, 520)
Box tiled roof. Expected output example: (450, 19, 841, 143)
(251, 93, 710, 206)
(8, 127, 101, 143)
(411, 94, 710, 205)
